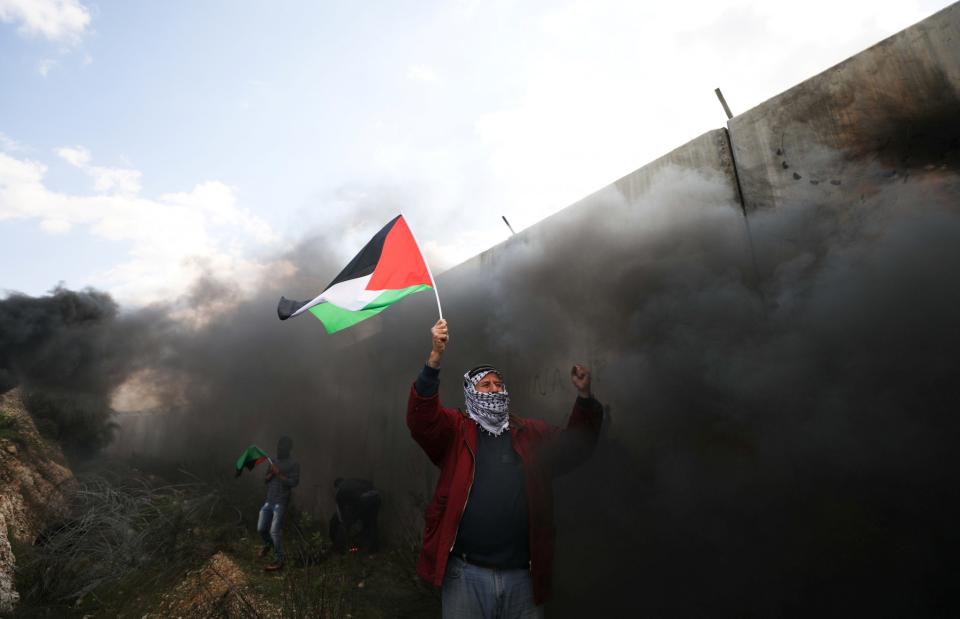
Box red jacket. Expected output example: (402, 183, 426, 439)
(407, 383, 603, 605)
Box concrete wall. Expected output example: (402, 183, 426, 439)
(729, 2, 960, 212)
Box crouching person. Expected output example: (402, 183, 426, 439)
(330, 478, 381, 553)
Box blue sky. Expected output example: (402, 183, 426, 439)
(1, 0, 953, 306)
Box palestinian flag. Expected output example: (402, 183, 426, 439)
(277, 214, 435, 333)
(235, 445, 270, 477)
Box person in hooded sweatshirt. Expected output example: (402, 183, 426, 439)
(407, 319, 603, 618)
(257, 435, 300, 572)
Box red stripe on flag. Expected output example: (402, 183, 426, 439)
(367, 216, 432, 290)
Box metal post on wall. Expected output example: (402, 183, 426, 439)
(714, 87, 734, 120)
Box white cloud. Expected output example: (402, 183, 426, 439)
(0, 0, 90, 42)
(90, 167, 142, 195)
(56, 145, 90, 166)
(56, 145, 142, 195)
(407, 64, 439, 83)
(39, 217, 70, 233)
(0, 148, 281, 305)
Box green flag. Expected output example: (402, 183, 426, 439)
(235, 445, 269, 477)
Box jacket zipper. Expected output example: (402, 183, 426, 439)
(517, 431, 534, 575)
(449, 429, 476, 552)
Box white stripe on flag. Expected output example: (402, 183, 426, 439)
(290, 274, 378, 317)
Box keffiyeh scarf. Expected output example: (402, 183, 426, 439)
(463, 365, 510, 436)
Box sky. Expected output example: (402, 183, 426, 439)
(0, 0, 954, 307)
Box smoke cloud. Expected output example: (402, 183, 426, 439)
(2, 156, 958, 615)
(0, 287, 154, 455)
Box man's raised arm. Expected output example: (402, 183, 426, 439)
(546, 364, 604, 476)
(407, 319, 458, 465)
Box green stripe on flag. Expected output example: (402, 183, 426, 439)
(308, 284, 431, 333)
(235, 445, 269, 475)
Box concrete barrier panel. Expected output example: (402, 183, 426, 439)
(729, 3, 959, 212)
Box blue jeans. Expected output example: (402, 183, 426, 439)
(257, 501, 285, 563)
(441, 556, 543, 619)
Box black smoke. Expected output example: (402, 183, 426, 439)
(0, 285, 180, 457)
(0, 286, 117, 393)
(5, 159, 959, 615)
(0, 287, 125, 456)
(507, 167, 960, 617)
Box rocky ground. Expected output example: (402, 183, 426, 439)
(0, 388, 73, 614)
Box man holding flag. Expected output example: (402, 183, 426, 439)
(277, 213, 603, 612)
(408, 319, 603, 617)
(256, 436, 300, 572)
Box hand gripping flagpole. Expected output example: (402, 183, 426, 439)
(401, 213, 443, 320)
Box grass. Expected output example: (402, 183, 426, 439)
(237, 540, 439, 618)
(12, 472, 232, 616)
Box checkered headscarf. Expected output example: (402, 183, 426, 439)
(463, 365, 510, 436)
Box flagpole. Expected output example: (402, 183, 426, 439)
(401, 213, 444, 320)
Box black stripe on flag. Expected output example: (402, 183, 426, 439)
(277, 296, 308, 320)
(276, 215, 401, 321)
(325, 214, 401, 290)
